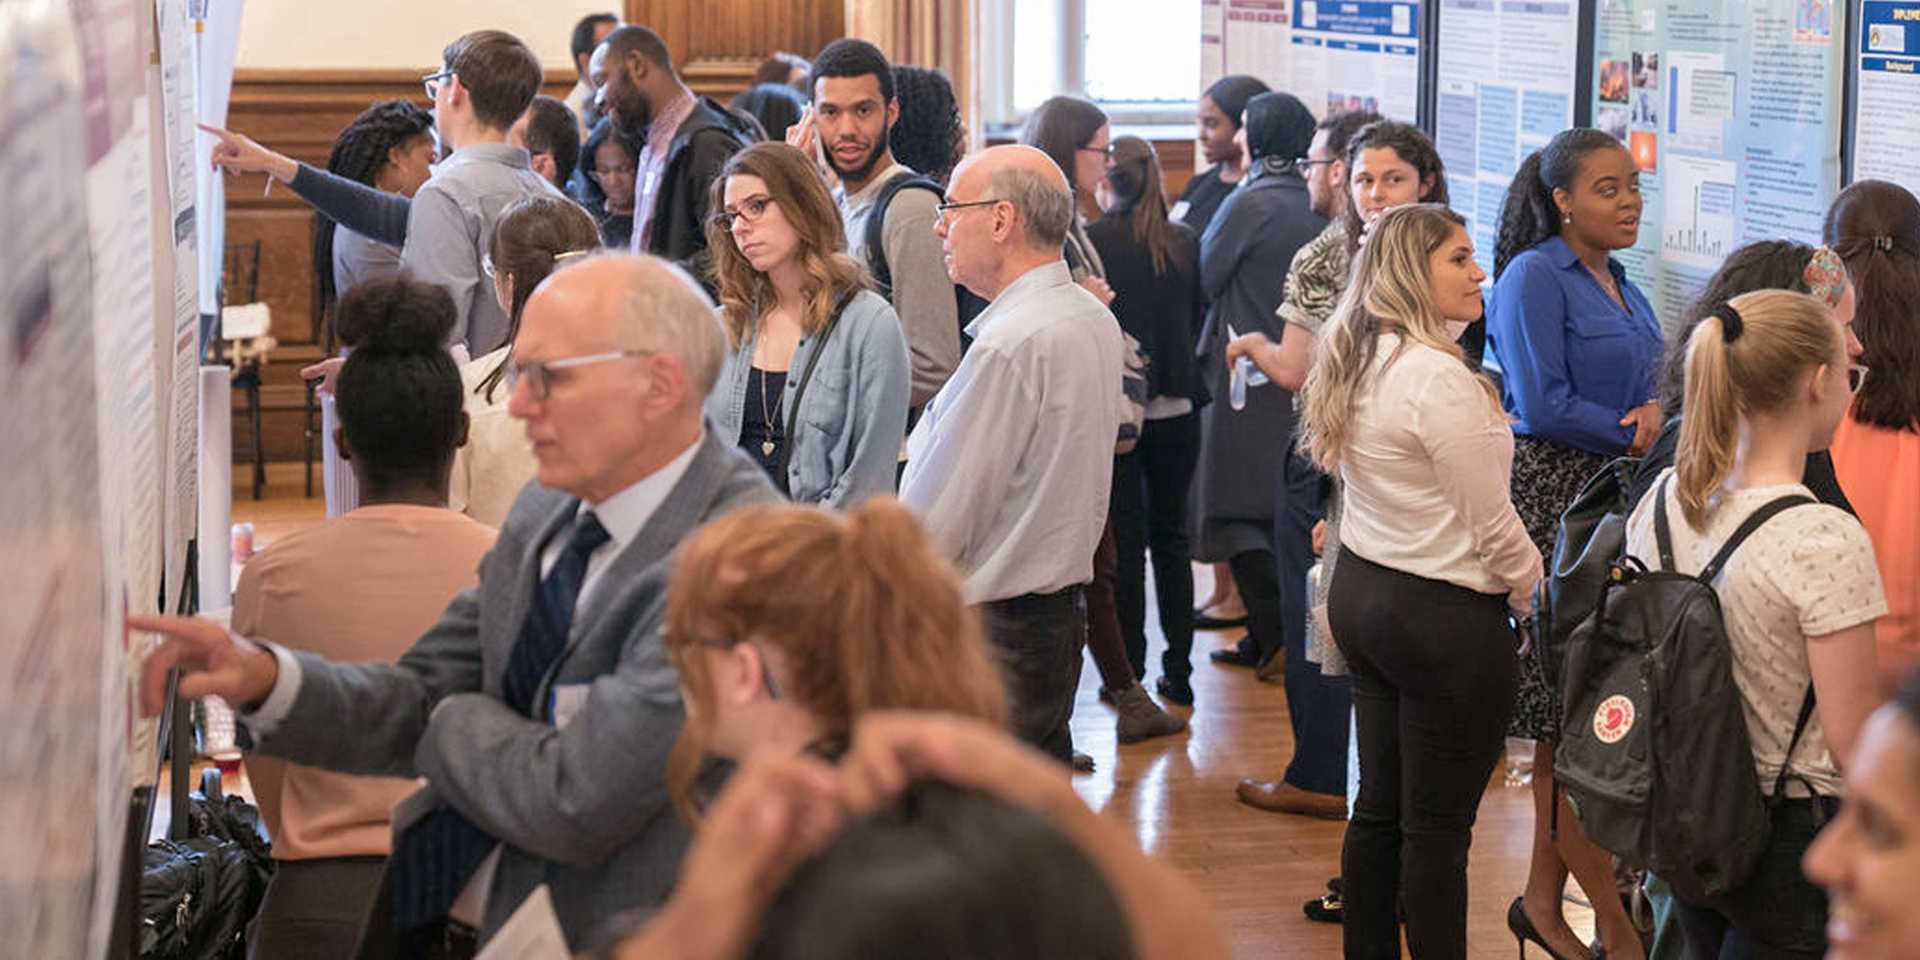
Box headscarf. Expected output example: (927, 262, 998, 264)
(1243, 91, 1317, 166)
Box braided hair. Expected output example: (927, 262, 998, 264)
(311, 100, 434, 348)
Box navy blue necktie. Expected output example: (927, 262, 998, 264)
(389, 509, 612, 934)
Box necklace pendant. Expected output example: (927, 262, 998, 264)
(761, 440, 776, 457)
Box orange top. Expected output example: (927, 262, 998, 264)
(1829, 417, 1920, 687)
(233, 504, 496, 861)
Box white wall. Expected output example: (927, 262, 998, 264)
(236, 0, 617, 70)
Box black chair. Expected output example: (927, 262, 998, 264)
(221, 242, 267, 500)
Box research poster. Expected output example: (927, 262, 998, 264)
(1222, 0, 1295, 90)
(1590, 0, 1845, 329)
(156, 0, 200, 612)
(1289, 0, 1422, 122)
(0, 6, 113, 958)
(1434, 0, 1584, 276)
(1852, 1, 1920, 196)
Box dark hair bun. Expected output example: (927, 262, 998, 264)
(334, 274, 457, 353)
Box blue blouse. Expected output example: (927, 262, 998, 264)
(1487, 236, 1664, 456)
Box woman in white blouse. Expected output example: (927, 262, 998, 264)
(1297, 203, 1540, 959)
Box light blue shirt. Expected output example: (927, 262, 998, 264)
(706, 290, 910, 507)
(901, 261, 1127, 603)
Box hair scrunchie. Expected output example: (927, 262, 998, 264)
(1711, 301, 1745, 343)
(1803, 246, 1851, 309)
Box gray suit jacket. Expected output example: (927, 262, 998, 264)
(253, 428, 780, 948)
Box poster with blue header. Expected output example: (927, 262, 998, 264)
(1289, 0, 1424, 122)
(1588, 0, 1846, 332)
(1852, 1, 1920, 196)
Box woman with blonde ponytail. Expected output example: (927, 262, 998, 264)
(1624, 289, 1884, 959)
(1302, 203, 1539, 959)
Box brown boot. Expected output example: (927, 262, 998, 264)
(1114, 684, 1187, 743)
(1235, 779, 1347, 819)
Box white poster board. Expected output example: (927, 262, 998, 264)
(1852, 0, 1920, 195)
(1434, 0, 1584, 275)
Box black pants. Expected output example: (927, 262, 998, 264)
(1330, 548, 1516, 960)
(1673, 797, 1835, 960)
(980, 587, 1088, 764)
(249, 856, 386, 960)
(1229, 548, 1285, 666)
(1112, 412, 1201, 681)
(1277, 445, 1349, 796)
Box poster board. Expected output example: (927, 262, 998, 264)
(0, 2, 114, 956)
(1850, 0, 1920, 194)
(1434, 0, 1589, 275)
(1209, 0, 1425, 122)
(1589, 0, 1847, 329)
(155, 0, 200, 613)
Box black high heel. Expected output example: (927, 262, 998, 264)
(1507, 897, 1587, 960)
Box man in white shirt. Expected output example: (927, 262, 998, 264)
(130, 255, 781, 952)
(901, 145, 1127, 763)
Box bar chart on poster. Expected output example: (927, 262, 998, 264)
(1852, 0, 1920, 196)
(1589, 0, 1845, 330)
(1434, 0, 1586, 276)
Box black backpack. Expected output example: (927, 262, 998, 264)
(1553, 476, 1817, 903)
(864, 174, 989, 353)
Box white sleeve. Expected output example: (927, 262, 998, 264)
(1414, 364, 1543, 612)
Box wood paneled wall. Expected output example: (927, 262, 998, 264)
(223, 2, 1195, 463)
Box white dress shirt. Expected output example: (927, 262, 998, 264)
(1336, 334, 1541, 613)
(901, 261, 1127, 603)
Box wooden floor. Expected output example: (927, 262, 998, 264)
(231, 464, 1591, 958)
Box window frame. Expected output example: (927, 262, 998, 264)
(978, 0, 1200, 128)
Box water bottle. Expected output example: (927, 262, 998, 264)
(1229, 355, 1269, 410)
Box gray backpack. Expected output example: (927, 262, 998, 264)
(1553, 477, 1816, 903)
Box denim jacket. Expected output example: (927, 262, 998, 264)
(706, 289, 911, 507)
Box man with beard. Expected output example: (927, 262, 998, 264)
(790, 39, 962, 411)
(591, 25, 755, 276)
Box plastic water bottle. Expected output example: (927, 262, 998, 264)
(1229, 356, 1269, 410)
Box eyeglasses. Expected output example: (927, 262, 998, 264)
(934, 197, 1004, 224)
(1296, 157, 1337, 169)
(1077, 144, 1115, 158)
(422, 68, 455, 101)
(1847, 363, 1870, 394)
(589, 167, 636, 184)
(508, 349, 655, 401)
(709, 194, 776, 232)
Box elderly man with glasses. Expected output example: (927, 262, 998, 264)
(132, 254, 782, 955)
(901, 144, 1128, 765)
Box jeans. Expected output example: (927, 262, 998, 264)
(1111, 412, 1200, 681)
(1330, 548, 1517, 960)
(1229, 548, 1284, 665)
(1672, 798, 1836, 960)
(980, 587, 1088, 764)
(1277, 445, 1349, 797)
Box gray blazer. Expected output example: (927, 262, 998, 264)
(705, 289, 911, 507)
(253, 427, 780, 948)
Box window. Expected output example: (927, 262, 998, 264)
(985, 0, 1201, 125)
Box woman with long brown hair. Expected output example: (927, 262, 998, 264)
(703, 141, 910, 506)
(1824, 179, 1920, 695)
(661, 498, 1008, 818)
(1089, 136, 1205, 711)
(452, 195, 601, 526)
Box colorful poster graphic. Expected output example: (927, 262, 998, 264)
(1590, 0, 1846, 331)
(1290, 0, 1422, 122)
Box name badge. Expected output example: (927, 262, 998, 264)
(1168, 200, 1191, 222)
(549, 683, 591, 729)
